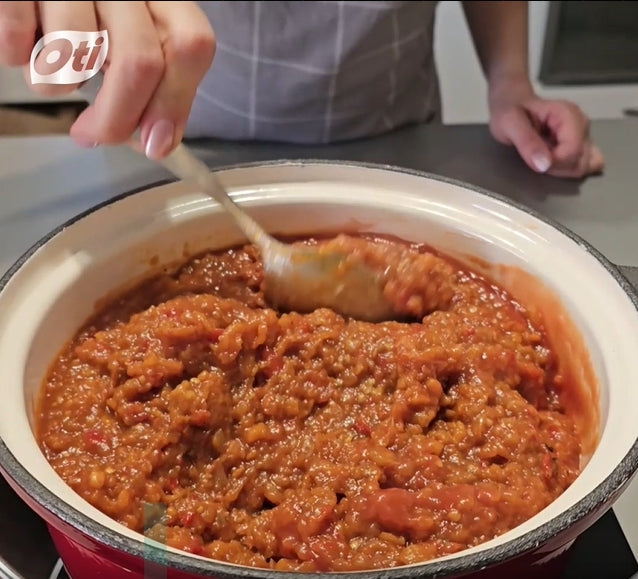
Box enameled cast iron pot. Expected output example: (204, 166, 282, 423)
(0, 161, 637, 579)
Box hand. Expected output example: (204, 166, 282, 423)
(488, 80, 605, 179)
(0, 1, 215, 159)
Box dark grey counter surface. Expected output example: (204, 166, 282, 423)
(1, 119, 637, 274)
(0, 119, 637, 577)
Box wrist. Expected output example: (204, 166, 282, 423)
(487, 73, 535, 111)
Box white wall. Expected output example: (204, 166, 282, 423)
(434, 0, 638, 124)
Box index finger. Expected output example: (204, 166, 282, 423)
(138, 1, 215, 159)
(70, 1, 165, 145)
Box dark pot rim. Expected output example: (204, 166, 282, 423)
(1, 159, 637, 579)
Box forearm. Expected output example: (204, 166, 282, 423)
(461, 1, 532, 95)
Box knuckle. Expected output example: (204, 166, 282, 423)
(172, 29, 216, 67)
(121, 49, 165, 83)
(555, 100, 575, 117)
(556, 144, 585, 169)
(562, 100, 588, 123)
(557, 147, 583, 165)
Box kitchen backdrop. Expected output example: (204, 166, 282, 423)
(1, 1, 637, 124)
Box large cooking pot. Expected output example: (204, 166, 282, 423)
(0, 161, 637, 579)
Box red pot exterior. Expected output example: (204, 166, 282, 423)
(47, 524, 574, 579)
(49, 525, 193, 579)
(3, 466, 630, 579)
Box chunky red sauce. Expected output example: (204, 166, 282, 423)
(37, 234, 582, 571)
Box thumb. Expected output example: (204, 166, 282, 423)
(498, 110, 553, 174)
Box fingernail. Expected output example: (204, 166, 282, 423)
(591, 144, 604, 163)
(74, 136, 99, 149)
(145, 119, 175, 160)
(532, 153, 551, 173)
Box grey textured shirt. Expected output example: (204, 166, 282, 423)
(185, 1, 440, 144)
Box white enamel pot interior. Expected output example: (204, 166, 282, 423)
(0, 160, 637, 578)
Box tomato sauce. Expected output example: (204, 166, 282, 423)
(36, 234, 583, 571)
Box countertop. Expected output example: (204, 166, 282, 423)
(0, 119, 637, 578)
